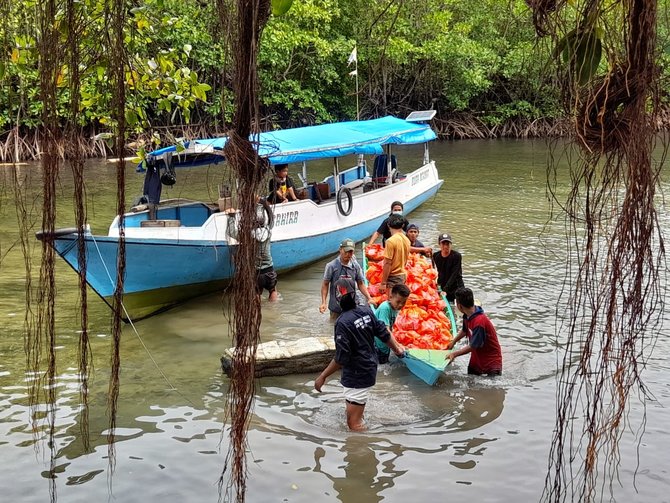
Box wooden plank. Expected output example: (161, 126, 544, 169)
(220, 336, 335, 378)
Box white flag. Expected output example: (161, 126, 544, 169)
(348, 69, 358, 76)
(347, 47, 357, 66)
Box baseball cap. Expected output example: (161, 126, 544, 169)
(438, 233, 453, 244)
(407, 223, 419, 231)
(334, 278, 357, 302)
(340, 238, 355, 251)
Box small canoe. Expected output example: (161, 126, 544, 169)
(404, 348, 452, 385)
(363, 245, 458, 385)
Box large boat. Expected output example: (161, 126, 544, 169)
(37, 113, 443, 321)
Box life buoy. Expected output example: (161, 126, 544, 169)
(336, 187, 353, 216)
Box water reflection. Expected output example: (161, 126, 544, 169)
(302, 384, 506, 500)
(313, 436, 399, 502)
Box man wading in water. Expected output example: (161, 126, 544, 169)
(314, 278, 405, 431)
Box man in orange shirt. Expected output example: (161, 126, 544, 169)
(379, 214, 410, 294)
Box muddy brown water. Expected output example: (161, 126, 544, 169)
(1, 139, 668, 502)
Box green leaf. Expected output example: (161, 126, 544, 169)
(575, 33, 601, 85)
(126, 109, 139, 126)
(271, 0, 293, 16)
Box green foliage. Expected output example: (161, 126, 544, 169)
(272, 0, 295, 16)
(0, 0, 213, 133)
(1, 0, 667, 139)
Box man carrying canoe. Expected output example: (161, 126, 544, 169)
(315, 278, 405, 431)
(320, 238, 373, 319)
(447, 287, 502, 376)
(432, 232, 464, 302)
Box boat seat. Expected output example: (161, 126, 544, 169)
(341, 178, 366, 191)
(140, 219, 181, 227)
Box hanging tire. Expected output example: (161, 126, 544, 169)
(336, 187, 353, 216)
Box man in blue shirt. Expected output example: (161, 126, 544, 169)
(315, 278, 405, 431)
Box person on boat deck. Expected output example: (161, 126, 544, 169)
(315, 278, 405, 431)
(320, 238, 374, 319)
(447, 287, 502, 376)
(379, 214, 411, 294)
(406, 223, 432, 257)
(367, 201, 409, 247)
(267, 163, 298, 204)
(373, 283, 410, 363)
(432, 232, 464, 303)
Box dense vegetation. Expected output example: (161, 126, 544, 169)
(0, 0, 668, 160)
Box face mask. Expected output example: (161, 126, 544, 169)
(392, 210, 403, 215)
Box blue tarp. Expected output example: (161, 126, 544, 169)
(144, 116, 436, 169)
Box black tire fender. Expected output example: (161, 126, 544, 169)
(336, 187, 353, 216)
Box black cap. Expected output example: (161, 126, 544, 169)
(438, 233, 452, 244)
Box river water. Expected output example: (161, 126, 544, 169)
(0, 140, 668, 502)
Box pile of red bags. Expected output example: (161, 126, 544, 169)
(365, 244, 453, 349)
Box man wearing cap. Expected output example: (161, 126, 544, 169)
(314, 278, 405, 431)
(407, 223, 432, 257)
(320, 238, 374, 318)
(432, 232, 464, 302)
(379, 214, 411, 294)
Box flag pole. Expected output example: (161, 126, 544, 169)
(347, 45, 359, 121)
(355, 56, 359, 121)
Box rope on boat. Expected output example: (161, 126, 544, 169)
(90, 234, 195, 404)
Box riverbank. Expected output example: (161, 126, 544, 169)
(4, 110, 669, 163)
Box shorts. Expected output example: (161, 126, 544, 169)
(342, 386, 371, 406)
(386, 274, 407, 288)
(257, 266, 277, 294)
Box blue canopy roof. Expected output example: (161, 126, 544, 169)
(145, 115, 436, 169)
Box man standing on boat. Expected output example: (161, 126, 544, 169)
(315, 278, 405, 431)
(447, 287, 502, 375)
(320, 238, 374, 319)
(379, 214, 411, 294)
(432, 232, 464, 302)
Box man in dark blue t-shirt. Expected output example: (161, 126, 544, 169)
(314, 278, 405, 431)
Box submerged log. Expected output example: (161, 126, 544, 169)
(221, 336, 335, 378)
